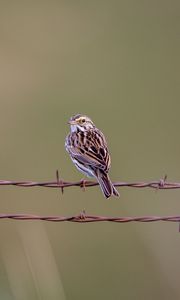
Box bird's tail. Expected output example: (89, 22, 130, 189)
(96, 170, 120, 199)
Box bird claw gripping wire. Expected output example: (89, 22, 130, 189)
(80, 179, 86, 192)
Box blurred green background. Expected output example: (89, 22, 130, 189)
(0, 1, 180, 299)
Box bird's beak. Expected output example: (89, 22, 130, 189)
(68, 120, 76, 125)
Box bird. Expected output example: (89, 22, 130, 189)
(65, 114, 119, 199)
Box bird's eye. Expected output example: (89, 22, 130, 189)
(81, 118, 85, 123)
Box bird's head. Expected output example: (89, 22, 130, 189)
(68, 114, 94, 132)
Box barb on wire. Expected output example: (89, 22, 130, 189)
(56, 169, 64, 194)
(0, 213, 180, 224)
(0, 174, 180, 191)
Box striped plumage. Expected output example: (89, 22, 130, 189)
(65, 114, 119, 198)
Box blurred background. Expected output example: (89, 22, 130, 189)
(0, 0, 180, 299)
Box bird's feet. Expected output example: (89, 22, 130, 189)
(80, 178, 86, 192)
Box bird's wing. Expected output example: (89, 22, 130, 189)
(66, 129, 111, 172)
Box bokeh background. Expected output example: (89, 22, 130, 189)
(0, 1, 180, 299)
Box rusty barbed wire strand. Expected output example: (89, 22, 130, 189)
(0, 213, 180, 223)
(1, 174, 180, 190)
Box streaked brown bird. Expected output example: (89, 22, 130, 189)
(65, 114, 119, 199)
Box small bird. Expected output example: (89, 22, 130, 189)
(65, 114, 119, 199)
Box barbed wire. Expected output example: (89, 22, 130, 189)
(1, 173, 180, 229)
(0, 213, 180, 224)
(1, 173, 180, 192)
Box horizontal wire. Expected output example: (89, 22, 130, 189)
(0, 174, 179, 190)
(0, 213, 180, 223)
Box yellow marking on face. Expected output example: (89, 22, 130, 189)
(76, 116, 87, 124)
